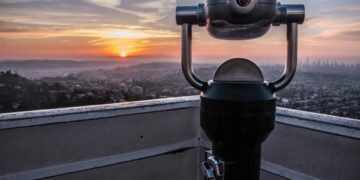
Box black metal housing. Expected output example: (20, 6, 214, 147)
(201, 82, 276, 179)
(206, 0, 277, 39)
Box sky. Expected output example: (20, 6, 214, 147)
(0, 0, 359, 63)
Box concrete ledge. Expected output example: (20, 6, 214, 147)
(1, 95, 359, 138)
(0, 96, 199, 130)
(276, 107, 360, 139)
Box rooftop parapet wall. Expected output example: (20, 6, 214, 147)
(0, 96, 359, 180)
(265, 108, 360, 180)
(0, 96, 202, 180)
(1, 95, 359, 140)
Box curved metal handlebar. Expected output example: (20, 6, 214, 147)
(181, 24, 207, 91)
(181, 22, 299, 92)
(178, 4, 303, 92)
(269, 23, 298, 92)
(181, 23, 299, 92)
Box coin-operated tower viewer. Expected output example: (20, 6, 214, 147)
(176, 0, 305, 180)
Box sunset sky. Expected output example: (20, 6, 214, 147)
(0, 0, 359, 63)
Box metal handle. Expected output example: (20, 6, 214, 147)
(270, 23, 298, 92)
(181, 24, 207, 91)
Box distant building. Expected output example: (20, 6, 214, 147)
(132, 86, 143, 96)
(281, 98, 290, 104)
(119, 83, 128, 93)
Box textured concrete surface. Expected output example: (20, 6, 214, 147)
(0, 108, 199, 176)
(45, 148, 201, 180)
(260, 171, 288, 180)
(264, 123, 360, 180)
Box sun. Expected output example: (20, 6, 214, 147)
(120, 51, 127, 58)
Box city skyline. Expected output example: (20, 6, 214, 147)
(0, 0, 359, 63)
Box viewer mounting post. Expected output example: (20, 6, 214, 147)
(176, 1, 305, 180)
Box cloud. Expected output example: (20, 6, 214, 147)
(301, 17, 360, 47)
(0, 0, 35, 3)
(322, 4, 360, 14)
(0, 0, 54, 3)
(0, 18, 179, 41)
(130, 0, 176, 23)
(131, 0, 175, 13)
(83, 0, 176, 24)
(84, 0, 122, 9)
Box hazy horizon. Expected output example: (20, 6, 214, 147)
(1, 57, 360, 65)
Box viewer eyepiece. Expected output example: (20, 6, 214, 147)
(237, 0, 251, 7)
(176, 0, 305, 40)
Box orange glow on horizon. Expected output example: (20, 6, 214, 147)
(120, 51, 127, 58)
